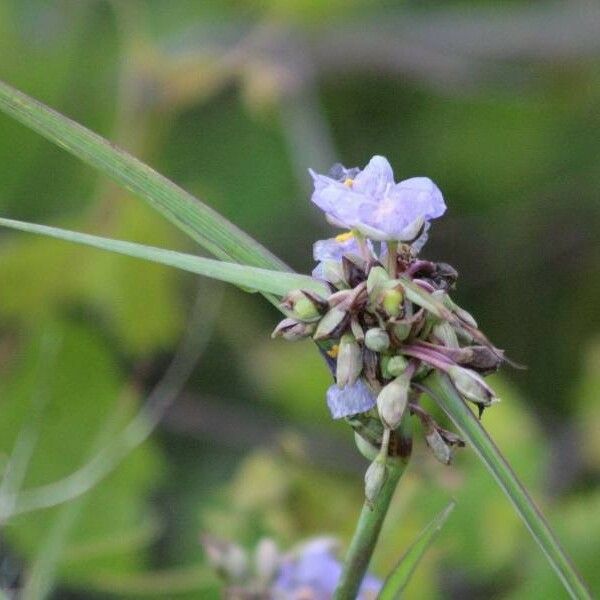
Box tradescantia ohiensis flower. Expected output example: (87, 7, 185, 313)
(310, 155, 446, 242)
(274, 154, 509, 495)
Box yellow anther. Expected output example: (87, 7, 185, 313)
(335, 231, 354, 243)
(343, 177, 354, 187)
(327, 344, 340, 358)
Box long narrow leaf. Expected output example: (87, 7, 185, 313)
(378, 501, 455, 599)
(0, 218, 329, 298)
(0, 79, 288, 272)
(420, 373, 591, 600)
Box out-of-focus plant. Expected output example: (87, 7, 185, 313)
(0, 74, 592, 600)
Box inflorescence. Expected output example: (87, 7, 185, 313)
(273, 156, 508, 505)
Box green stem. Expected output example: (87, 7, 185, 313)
(333, 461, 406, 599)
(386, 241, 398, 278)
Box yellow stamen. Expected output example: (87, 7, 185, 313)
(327, 344, 340, 358)
(335, 231, 354, 243)
(343, 177, 354, 187)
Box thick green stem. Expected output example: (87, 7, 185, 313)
(333, 461, 406, 599)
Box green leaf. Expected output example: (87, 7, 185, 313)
(420, 372, 592, 600)
(378, 501, 455, 599)
(0, 79, 288, 272)
(0, 217, 330, 298)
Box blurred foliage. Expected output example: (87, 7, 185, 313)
(0, 0, 598, 598)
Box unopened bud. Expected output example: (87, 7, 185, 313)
(350, 317, 365, 342)
(201, 535, 249, 582)
(366, 265, 389, 294)
(443, 295, 478, 328)
(336, 333, 362, 387)
(390, 320, 412, 342)
(281, 290, 326, 322)
(254, 538, 279, 583)
(365, 328, 390, 352)
(425, 428, 452, 465)
(432, 322, 459, 349)
(271, 318, 316, 341)
(381, 284, 404, 318)
(377, 373, 410, 429)
(313, 307, 349, 340)
(364, 456, 388, 506)
(447, 365, 498, 407)
(383, 355, 408, 378)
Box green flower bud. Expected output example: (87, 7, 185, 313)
(381, 284, 404, 318)
(364, 456, 388, 506)
(254, 538, 279, 583)
(390, 321, 412, 342)
(336, 333, 362, 388)
(366, 265, 390, 294)
(432, 321, 459, 349)
(364, 327, 390, 352)
(281, 290, 326, 322)
(443, 295, 478, 328)
(425, 428, 452, 465)
(383, 355, 408, 378)
(313, 307, 348, 340)
(271, 318, 316, 341)
(377, 373, 410, 429)
(447, 364, 498, 407)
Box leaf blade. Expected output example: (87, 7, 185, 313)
(0, 79, 288, 272)
(0, 218, 329, 298)
(420, 373, 592, 600)
(378, 501, 455, 600)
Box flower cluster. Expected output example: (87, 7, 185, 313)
(202, 535, 380, 599)
(273, 156, 507, 501)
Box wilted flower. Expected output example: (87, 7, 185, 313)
(273, 538, 381, 600)
(326, 378, 376, 419)
(310, 155, 446, 242)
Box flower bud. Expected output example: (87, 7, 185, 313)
(271, 318, 316, 341)
(313, 307, 349, 340)
(390, 320, 412, 342)
(380, 283, 404, 318)
(383, 355, 408, 378)
(201, 534, 249, 582)
(336, 333, 362, 388)
(425, 428, 452, 465)
(364, 328, 390, 352)
(377, 373, 410, 429)
(366, 265, 389, 294)
(281, 290, 326, 322)
(350, 316, 365, 342)
(447, 364, 498, 407)
(432, 321, 459, 349)
(443, 295, 478, 328)
(364, 456, 388, 506)
(254, 538, 279, 583)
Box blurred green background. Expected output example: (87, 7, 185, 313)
(0, 1, 599, 598)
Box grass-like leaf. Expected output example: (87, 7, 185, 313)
(378, 500, 455, 600)
(0, 79, 288, 272)
(0, 218, 329, 298)
(420, 373, 591, 600)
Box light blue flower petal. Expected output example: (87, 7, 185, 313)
(326, 379, 377, 419)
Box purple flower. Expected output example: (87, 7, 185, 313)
(310, 156, 446, 242)
(273, 538, 381, 600)
(326, 378, 377, 419)
(312, 232, 373, 279)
